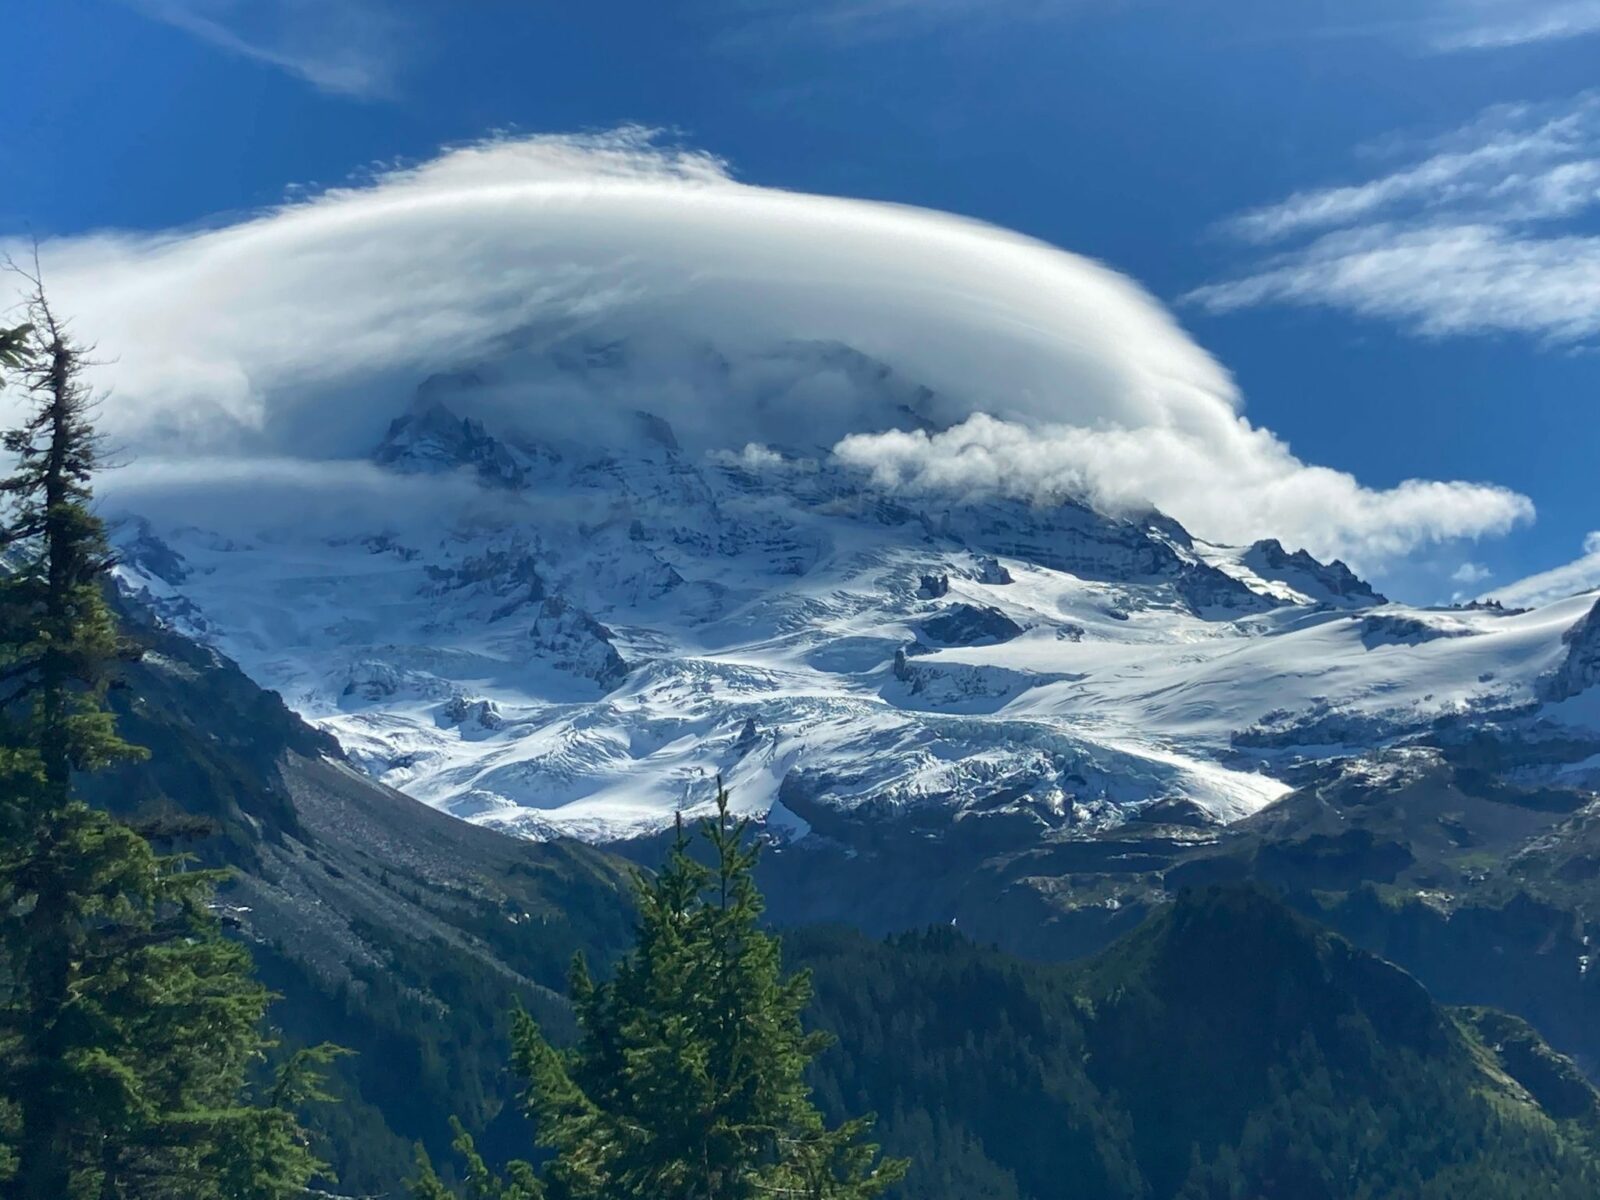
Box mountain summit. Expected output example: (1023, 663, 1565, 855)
(112, 354, 1600, 852)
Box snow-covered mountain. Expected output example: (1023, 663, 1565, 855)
(113, 346, 1600, 847)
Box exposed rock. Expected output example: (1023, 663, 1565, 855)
(361, 534, 420, 562)
(1173, 562, 1272, 613)
(1543, 597, 1600, 702)
(440, 696, 503, 731)
(917, 573, 950, 599)
(374, 382, 534, 490)
(342, 660, 403, 701)
(1360, 613, 1474, 648)
(1245, 538, 1387, 607)
(1457, 598, 1526, 616)
(935, 497, 1265, 615)
(530, 595, 629, 691)
(633, 409, 680, 451)
(973, 555, 1013, 585)
(116, 517, 190, 585)
(920, 603, 1025, 647)
(423, 548, 545, 604)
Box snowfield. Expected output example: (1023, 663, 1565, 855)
(112, 363, 1600, 845)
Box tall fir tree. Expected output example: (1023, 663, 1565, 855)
(0, 276, 337, 1198)
(414, 781, 909, 1200)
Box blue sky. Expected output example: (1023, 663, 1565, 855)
(5, 0, 1597, 601)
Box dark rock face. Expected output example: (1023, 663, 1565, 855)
(424, 549, 545, 602)
(632, 409, 680, 451)
(917, 573, 950, 599)
(530, 595, 629, 691)
(1543, 597, 1600, 702)
(116, 517, 190, 585)
(935, 498, 1171, 580)
(1359, 613, 1474, 648)
(1171, 562, 1268, 613)
(374, 384, 532, 490)
(919, 603, 1025, 647)
(440, 696, 503, 731)
(1244, 538, 1387, 607)
(973, 556, 1013, 585)
(930, 499, 1270, 615)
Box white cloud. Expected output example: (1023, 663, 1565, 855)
(121, 0, 409, 97)
(101, 457, 493, 541)
(1452, 561, 1492, 584)
(711, 443, 792, 471)
(13, 130, 1531, 568)
(1225, 97, 1600, 244)
(1192, 94, 1600, 343)
(1489, 532, 1600, 608)
(834, 414, 1531, 567)
(719, 0, 1600, 52)
(1429, 1, 1600, 50)
(709, 0, 1063, 45)
(1192, 223, 1600, 341)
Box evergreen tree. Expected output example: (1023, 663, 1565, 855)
(414, 781, 908, 1200)
(0, 277, 336, 1198)
(0, 326, 28, 380)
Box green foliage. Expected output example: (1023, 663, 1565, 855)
(0, 290, 141, 801)
(0, 325, 29, 380)
(417, 783, 908, 1200)
(793, 886, 1600, 1200)
(0, 287, 336, 1198)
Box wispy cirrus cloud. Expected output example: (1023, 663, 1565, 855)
(718, 0, 1600, 50)
(121, 0, 411, 97)
(1223, 97, 1600, 244)
(1189, 94, 1600, 344)
(1429, 1, 1600, 51)
(1490, 532, 1600, 608)
(706, 0, 1079, 48)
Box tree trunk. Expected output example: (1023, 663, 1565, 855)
(38, 333, 73, 805)
(14, 849, 74, 1200)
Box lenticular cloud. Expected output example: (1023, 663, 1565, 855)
(13, 128, 1530, 565)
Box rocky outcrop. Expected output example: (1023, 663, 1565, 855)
(933, 498, 1268, 614)
(1360, 613, 1473, 648)
(1244, 538, 1387, 607)
(530, 595, 629, 691)
(115, 517, 191, 585)
(973, 556, 1013, 585)
(1542, 597, 1600, 703)
(374, 382, 535, 489)
(920, 603, 1024, 647)
(440, 696, 504, 731)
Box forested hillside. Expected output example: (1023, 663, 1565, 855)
(798, 888, 1600, 1199)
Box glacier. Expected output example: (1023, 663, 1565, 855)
(110, 345, 1600, 848)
